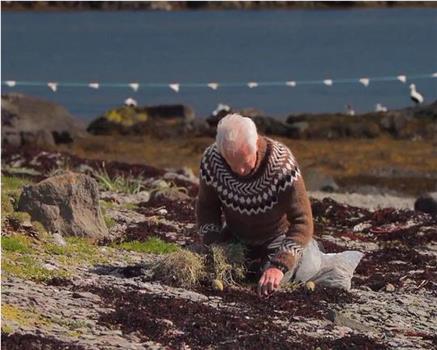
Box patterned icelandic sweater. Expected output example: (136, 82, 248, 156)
(196, 136, 314, 272)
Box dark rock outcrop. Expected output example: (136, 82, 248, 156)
(17, 172, 109, 240)
(87, 104, 197, 138)
(1, 93, 85, 147)
(414, 192, 437, 215)
(286, 101, 437, 140)
(206, 105, 297, 137)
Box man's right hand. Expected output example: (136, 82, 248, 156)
(257, 267, 284, 297)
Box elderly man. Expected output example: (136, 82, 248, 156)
(196, 113, 313, 297)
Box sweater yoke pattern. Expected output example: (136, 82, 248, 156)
(200, 138, 301, 216)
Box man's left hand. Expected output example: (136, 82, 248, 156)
(257, 267, 284, 297)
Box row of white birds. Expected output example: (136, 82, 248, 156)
(125, 84, 425, 114)
(344, 84, 424, 115)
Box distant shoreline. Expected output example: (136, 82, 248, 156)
(3, 1, 437, 12)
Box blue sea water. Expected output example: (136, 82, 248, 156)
(2, 8, 437, 121)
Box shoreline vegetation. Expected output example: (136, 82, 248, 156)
(2, 93, 437, 197)
(3, 1, 437, 12)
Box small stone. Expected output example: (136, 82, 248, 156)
(160, 319, 174, 327)
(42, 263, 58, 271)
(305, 281, 316, 292)
(52, 232, 67, 247)
(212, 279, 224, 291)
(385, 283, 395, 292)
(157, 208, 168, 215)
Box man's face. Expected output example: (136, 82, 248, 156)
(223, 144, 257, 177)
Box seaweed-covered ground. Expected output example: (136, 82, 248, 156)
(1, 147, 436, 349)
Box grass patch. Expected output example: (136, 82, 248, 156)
(104, 215, 116, 229)
(94, 166, 144, 194)
(210, 243, 247, 286)
(1, 235, 32, 253)
(43, 236, 107, 266)
(2, 234, 107, 282)
(59, 135, 437, 196)
(153, 249, 206, 288)
(99, 199, 115, 210)
(1, 176, 32, 194)
(1, 175, 32, 214)
(2, 304, 51, 328)
(122, 202, 138, 211)
(1, 253, 69, 282)
(149, 180, 188, 198)
(114, 237, 180, 254)
(1, 324, 13, 334)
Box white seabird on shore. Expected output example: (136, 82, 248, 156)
(375, 103, 388, 112)
(345, 104, 355, 116)
(409, 84, 424, 105)
(124, 97, 138, 107)
(212, 103, 231, 117)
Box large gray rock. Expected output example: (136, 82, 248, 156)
(304, 169, 339, 192)
(17, 172, 108, 240)
(1, 93, 85, 147)
(414, 192, 437, 215)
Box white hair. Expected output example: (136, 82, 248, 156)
(216, 113, 258, 158)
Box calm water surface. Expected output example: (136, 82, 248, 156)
(2, 8, 437, 120)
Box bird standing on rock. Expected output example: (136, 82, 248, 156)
(409, 84, 424, 105)
(345, 104, 355, 116)
(124, 97, 138, 107)
(375, 103, 388, 113)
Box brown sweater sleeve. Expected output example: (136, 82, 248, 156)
(270, 175, 314, 271)
(195, 177, 223, 245)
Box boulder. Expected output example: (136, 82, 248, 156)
(379, 112, 410, 137)
(284, 121, 309, 139)
(414, 192, 437, 215)
(87, 104, 195, 138)
(250, 115, 295, 137)
(1, 93, 85, 147)
(17, 172, 109, 240)
(304, 169, 339, 192)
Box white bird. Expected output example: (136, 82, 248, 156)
(212, 103, 231, 117)
(375, 103, 388, 113)
(345, 104, 355, 116)
(124, 97, 138, 107)
(409, 84, 424, 105)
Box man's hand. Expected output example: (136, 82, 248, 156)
(257, 267, 284, 297)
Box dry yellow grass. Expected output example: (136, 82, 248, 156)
(58, 134, 437, 194)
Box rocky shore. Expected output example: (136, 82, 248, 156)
(2, 92, 437, 198)
(1, 144, 437, 349)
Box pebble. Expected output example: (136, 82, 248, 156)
(157, 208, 168, 215)
(385, 283, 395, 292)
(52, 233, 67, 247)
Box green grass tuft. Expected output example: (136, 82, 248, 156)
(1, 176, 32, 194)
(104, 215, 116, 229)
(2, 304, 51, 329)
(113, 237, 180, 254)
(2, 236, 32, 254)
(94, 167, 144, 194)
(1, 254, 69, 282)
(1, 175, 33, 214)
